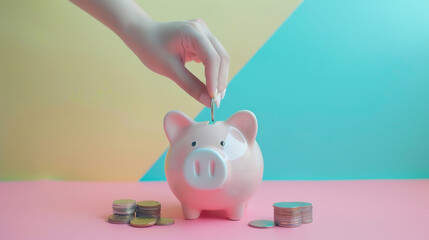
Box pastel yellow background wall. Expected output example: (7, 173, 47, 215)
(0, 0, 301, 181)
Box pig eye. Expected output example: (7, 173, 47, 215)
(191, 141, 197, 147)
(220, 141, 225, 146)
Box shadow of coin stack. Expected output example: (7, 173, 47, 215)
(108, 199, 136, 224)
(273, 202, 313, 228)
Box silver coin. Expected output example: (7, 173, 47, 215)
(107, 214, 134, 224)
(155, 217, 175, 226)
(293, 202, 312, 207)
(273, 202, 302, 210)
(136, 200, 161, 208)
(113, 204, 136, 208)
(129, 217, 157, 228)
(136, 211, 160, 214)
(113, 210, 136, 215)
(274, 216, 302, 221)
(112, 199, 136, 209)
(274, 219, 302, 222)
(136, 213, 160, 216)
(274, 212, 302, 215)
(113, 206, 136, 211)
(211, 97, 215, 122)
(275, 223, 302, 228)
(136, 208, 160, 211)
(248, 220, 275, 229)
(136, 206, 160, 210)
(113, 199, 136, 205)
(138, 216, 160, 218)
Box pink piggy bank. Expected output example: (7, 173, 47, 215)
(163, 110, 263, 220)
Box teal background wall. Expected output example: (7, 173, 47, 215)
(142, 0, 429, 181)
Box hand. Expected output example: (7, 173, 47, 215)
(122, 18, 229, 108)
(70, 0, 229, 108)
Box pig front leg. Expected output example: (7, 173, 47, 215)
(225, 203, 246, 221)
(181, 204, 201, 220)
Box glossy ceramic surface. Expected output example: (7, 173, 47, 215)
(163, 110, 264, 220)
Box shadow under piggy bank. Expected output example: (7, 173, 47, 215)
(162, 204, 236, 220)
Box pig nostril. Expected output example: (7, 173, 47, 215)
(209, 160, 215, 177)
(194, 160, 200, 177)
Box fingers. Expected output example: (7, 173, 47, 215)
(166, 56, 212, 108)
(207, 35, 229, 101)
(192, 19, 230, 105)
(186, 22, 220, 101)
(165, 19, 229, 108)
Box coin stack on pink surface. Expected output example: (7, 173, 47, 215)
(248, 201, 313, 229)
(298, 202, 313, 224)
(107, 199, 175, 228)
(108, 199, 136, 224)
(273, 202, 313, 228)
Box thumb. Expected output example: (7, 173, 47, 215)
(166, 57, 212, 108)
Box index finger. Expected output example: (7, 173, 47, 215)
(187, 23, 221, 99)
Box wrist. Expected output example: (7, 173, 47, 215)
(117, 8, 154, 39)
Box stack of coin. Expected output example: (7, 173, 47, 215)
(136, 200, 161, 219)
(273, 202, 302, 228)
(295, 202, 313, 223)
(131, 200, 175, 228)
(108, 199, 136, 224)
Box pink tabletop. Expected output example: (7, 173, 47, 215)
(0, 180, 428, 240)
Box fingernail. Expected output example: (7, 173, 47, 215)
(221, 89, 226, 99)
(214, 88, 218, 99)
(200, 92, 211, 108)
(216, 93, 221, 108)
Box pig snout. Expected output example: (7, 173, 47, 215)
(183, 148, 227, 190)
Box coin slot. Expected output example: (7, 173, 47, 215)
(209, 160, 215, 177)
(194, 160, 200, 177)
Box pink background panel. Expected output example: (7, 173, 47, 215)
(0, 180, 428, 240)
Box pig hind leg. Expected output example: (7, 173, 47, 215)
(225, 203, 246, 221)
(182, 204, 201, 220)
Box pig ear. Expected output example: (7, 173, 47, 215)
(164, 110, 195, 143)
(226, 110, 258, 144)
